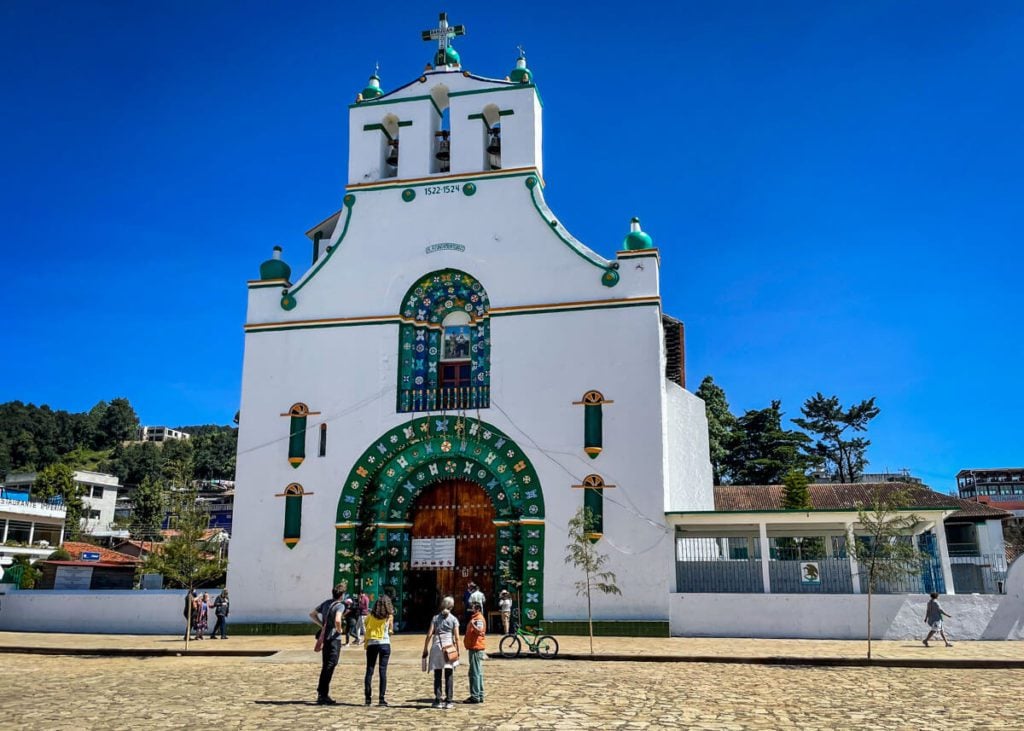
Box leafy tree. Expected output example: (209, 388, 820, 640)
(83, 401, 109, 449)
(106, 441, 163, 487)
(10, 429, 39, 471)
(33, 463, 86, 540)
(724, 401, 810, 484)
(565, 507, 622, 655)
(192, 429, 237, 481)
(97, 397, 138, 448)
(781, 469, 811, 510)
(695, 376, 736, 485)
(793, 394, 880, 483)
(131, 476, 166, 539)
(7, 556, 41, 589)
(161, 436, 194, 468)
(849, 487, 924, 659)
(143, 456, 224, 649)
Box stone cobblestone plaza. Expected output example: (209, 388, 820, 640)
(2, 633, 1022, 730)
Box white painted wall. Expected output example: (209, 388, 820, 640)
(664, 383, 714, 512)
(0, 589, 192, 635)
(670, 557, 1024, 640)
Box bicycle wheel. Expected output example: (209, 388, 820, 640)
(536, 635, 559, 659)
(499, 634, 522, 658)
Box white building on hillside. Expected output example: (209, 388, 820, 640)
(2, 470, 121, 537)
(228, 14, 713, 631)
(136, 426, 190, 443)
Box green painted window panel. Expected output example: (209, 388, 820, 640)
(288, 416, 306, 467)
(284, 494, 302, 548)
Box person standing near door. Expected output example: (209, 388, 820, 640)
(463, 601, 486, 704)
(363, 596, 395, 706)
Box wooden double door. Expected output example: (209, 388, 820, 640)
(404, 479, 496, 630)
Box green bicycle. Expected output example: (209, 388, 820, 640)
(498, 625, 559, 659)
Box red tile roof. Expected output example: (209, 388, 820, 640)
(60, 540, 140, 564)
(712, 482, 967, 513)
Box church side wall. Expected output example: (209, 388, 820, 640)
(664, 383, 714, 512)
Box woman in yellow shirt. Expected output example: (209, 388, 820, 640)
(364, 595, 395, 706)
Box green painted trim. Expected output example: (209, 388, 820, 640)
(467, 110, 515, 124)
(349, 93, 434, 110)
(248, 281, 290, 290)
(541, 620, 669, 638)
(347, 168, 537, 194)
(247, 319, 395, 334)
(247, 299, 660, 334)
(449, 84, 541, 107)
(284, 195, 356, 304)
(430, 97, 443, 118)
(617, 250, 660, 259)
(524, 176, 617, 284)
(450, 85, 533, 98)
(666, 507, 956, 516)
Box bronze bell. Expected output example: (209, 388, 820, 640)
(486, 127, 501, 155)
(386, 139, 399, 167)
(435, 130, 451, 161)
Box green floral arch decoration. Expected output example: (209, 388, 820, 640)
(335, 416, 545, 625)
(397, 269, 491, 412)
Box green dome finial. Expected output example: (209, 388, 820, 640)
(260, 245, 292, 281)
(360, 66, 382, 101)
(509, 46, 532, 83)
(623, 217, 654, 251)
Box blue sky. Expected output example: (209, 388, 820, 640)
(2, 2, 1021, 493)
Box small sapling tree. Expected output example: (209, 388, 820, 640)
(565, 506, 622, 655)
(850, 487, 924, 659)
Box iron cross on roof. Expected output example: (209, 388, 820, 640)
(421, 12, 466, 66)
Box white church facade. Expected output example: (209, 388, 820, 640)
(228, 15, 714, 631)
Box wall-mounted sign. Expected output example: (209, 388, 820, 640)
(425, 242, 465, 255)
(411, 537, 456, 568)
(800, 561, 821, 585)
(54, 566, 93, 590)
(80, 551, 101, 562)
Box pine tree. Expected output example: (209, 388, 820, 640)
(781, 469, 811, 510)
(695, 376, 736, 485)
(793, 393, 880, 483)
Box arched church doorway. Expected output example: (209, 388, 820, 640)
(404, 479, 496, 629)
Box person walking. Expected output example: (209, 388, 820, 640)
(363, 596, 395, 707)
(310, 583, 346, 705)
(498, 590, 513, 635)
(923, 592, 954, 647)
(423, 596, 461, 709)
(463, 602, 486, 704)
(211, 589, 229, 639)
(194, 593, 210, 640)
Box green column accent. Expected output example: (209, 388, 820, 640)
(288, 415, 306, 468)
(584, 404, 602, 459)
(584, 488, 603, 544)
(284, 493, 302, 549)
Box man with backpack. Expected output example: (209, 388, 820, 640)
(310, 583, 347, 705)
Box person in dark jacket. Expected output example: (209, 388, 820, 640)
(211, 589, 230, 639)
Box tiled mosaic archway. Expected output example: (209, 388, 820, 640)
(397, 269, 491, 412)
(335, 416, 545, 624)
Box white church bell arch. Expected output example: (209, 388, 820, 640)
(334, 415, 546, 626)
